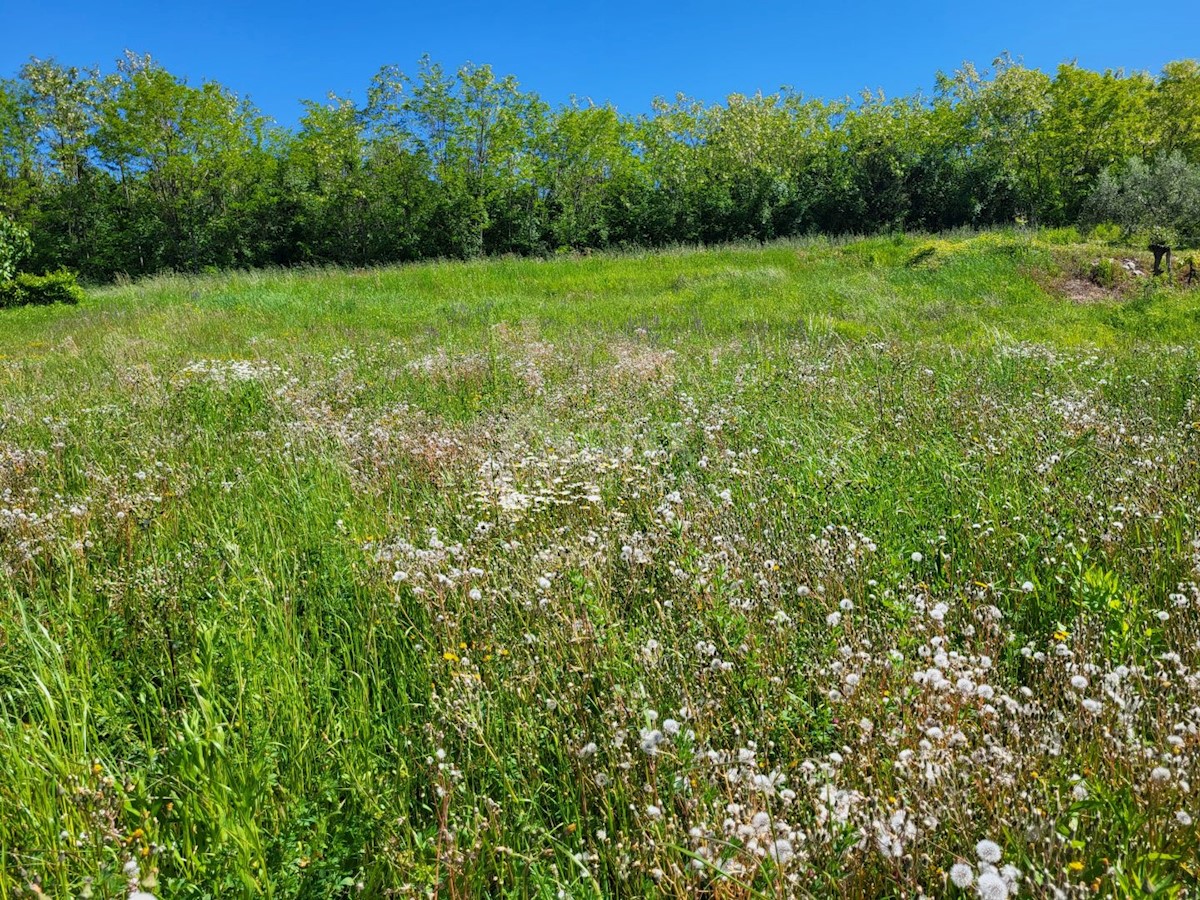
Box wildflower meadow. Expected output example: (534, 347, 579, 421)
(1, 232, 1198, 898)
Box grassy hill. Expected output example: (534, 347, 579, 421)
(1, 232, 1198, 898)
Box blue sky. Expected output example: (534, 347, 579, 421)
(1, 0, 1194, 125)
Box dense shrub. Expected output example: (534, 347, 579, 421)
(1089, 222, 1124, 244)
(0, 270, 85, 308)
(0, 215, 31, 282)
(1088, 257, 1124, 289)
(1038, 226, 1081, 245)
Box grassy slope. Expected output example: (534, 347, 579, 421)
(1, 232, 1198, 898)
(3, 232, 1197, 358)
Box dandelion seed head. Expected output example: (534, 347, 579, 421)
(975, 839, 1002, 864)
(950, 862, 974, 888)
(975, 870, 1009, 900)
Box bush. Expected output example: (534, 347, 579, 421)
(1088, 258, 1124, 290)
(0, 215, 32, 283)
(1089, 222, 1124, 244)
(1039, 226, 1080, 245)
(0, 270, 86, 309)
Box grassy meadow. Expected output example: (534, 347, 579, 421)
(1, 231, 1199, 898)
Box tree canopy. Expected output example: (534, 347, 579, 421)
(1, 52, 1198, 281)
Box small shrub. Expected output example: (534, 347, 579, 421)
(0, 270, 86, 309)
(1088, 258, 1123, 290)
(1089, 222, 1124, 244)
(1039, 226, 1080, 245)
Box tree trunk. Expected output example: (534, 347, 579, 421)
(1150, 244, 1171, 279)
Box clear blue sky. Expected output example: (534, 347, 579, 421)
(1, 0, 1193, 126)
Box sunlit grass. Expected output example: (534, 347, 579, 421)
(1, 231, 1198, 898)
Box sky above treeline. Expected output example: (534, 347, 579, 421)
(1, 0, 1193, 126)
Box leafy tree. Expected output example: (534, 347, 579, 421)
(1084, 152, 1200, 248)
(541, 101, 635, 249)
(0, 213, 31, 281)
(1155, 60, 1200, 160)
(2, 51, 1200, 281)
(94, 51, 268, 272)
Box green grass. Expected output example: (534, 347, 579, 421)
(1, 231, 1198, 899)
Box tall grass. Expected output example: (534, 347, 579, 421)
(1, 232, 1198, 898)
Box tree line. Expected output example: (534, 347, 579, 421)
(1, 51, 1199, 281)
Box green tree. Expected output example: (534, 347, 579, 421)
(94, 51, 268, 272)
(541, 101, 637, 249)
(1085, 152, 1200, 248)
(1155, 60, 1200, 160)
(0, 212, 31, 281)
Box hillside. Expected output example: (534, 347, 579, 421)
(2, 233, 1199, 898)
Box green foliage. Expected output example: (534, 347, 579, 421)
(0, 268, 84, 307)
(905, 244, 941, 268)
(1039, 226, 1081, 245)
(2, 52, 1200, 279)
(1088, 257, 1123, 289)
(0, 212, 31, 281)
(1084, 152, 1200, 247)
(1089, 221, 1124, 244)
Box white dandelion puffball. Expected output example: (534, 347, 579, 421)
(911, 551, 924, 563)
(950, 862, 974, 887)
(975, 839, 1002, 864)
(975, 870, 1009, 899)
(769, 838, 795, 864)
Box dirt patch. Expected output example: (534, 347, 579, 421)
(1058, 277, 1119, 305)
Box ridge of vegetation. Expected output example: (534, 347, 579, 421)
(1, 53, 1199, 281)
